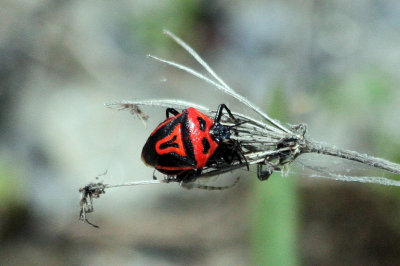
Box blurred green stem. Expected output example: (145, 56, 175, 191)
(250, 88, 299, 266)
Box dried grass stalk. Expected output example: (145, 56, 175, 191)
(79, 30, 400, 227)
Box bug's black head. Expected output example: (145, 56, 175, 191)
(210, 123, 231, 143)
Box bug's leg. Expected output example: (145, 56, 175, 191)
(152, 169, 158, 180)
(257, 163, 273, 181)
(186, 169, 202, 182)
(177, 169, 201, 184)
(257, 156, 282, 181)
(226, 142, 249, 170)
(214, 104, 236, 123)
(197, 168, 202, 175)
(166, 108, 180, 118)
(240, 151, 249, 171)
(223, 140, 249, 169)
(164, 175, 179, 183)
(234, 141, 249, 170)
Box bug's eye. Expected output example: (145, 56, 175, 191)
(197, 117, 206, 131)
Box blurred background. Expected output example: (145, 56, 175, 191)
(1, 0, 400, 265)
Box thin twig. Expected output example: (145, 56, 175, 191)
(104, 180, 166, 188)
(299, 162, 400, 186)
(147, 53, 287, 132)
(302, 139, 400, 175)
(106, 99, 286, 135)
(79, 179, 167, 227)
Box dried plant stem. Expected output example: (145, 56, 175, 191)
(302, 139, 400, 176)
(78, 30, 400, 227)
(151, 31, 400, 181)
(105, 180, 166, 188)
(156, 30, 292, 134)
(108, 100, 400, 179)
(106, 100, 286, 135)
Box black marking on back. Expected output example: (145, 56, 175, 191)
(202, 137, 210, 154)
(159, 135, 179, 149)
(142, 110, 197, 172)
(198, 116, 206, 131)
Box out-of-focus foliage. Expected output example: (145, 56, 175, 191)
(250, 87, 299, 266)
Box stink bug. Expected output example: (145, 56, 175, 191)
(141, 104, 247, 183)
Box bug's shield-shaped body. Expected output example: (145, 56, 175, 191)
(141, 108, 218, 176)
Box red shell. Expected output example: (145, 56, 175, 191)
(141, 107, 219, 175)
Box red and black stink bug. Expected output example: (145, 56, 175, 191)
(141, 104, 247, 183)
